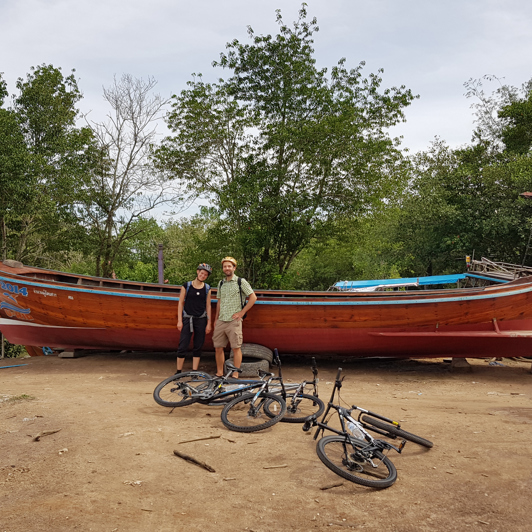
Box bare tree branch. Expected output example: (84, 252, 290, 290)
(77, 74, 190, 277)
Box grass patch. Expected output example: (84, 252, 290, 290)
(0, 394, 36, 404)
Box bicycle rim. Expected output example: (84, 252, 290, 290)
(221, 392, 286, 432)
(264, 393, 325, 423)
(316, 435, 397, 488)
(153, 372, 212, 407)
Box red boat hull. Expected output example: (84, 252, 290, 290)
(2, 318, 532, 358)
(2, 261, 532, 358)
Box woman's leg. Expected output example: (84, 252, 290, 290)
(176, 318, 192, 372)
(191, 317, 207, 370)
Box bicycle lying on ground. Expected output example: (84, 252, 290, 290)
(302, 368, 433, 488)
(264, 349, 324, 423)
(223, 350, 325, 431)
(153, 350, 324, 428)
(153, 361, 287, 432)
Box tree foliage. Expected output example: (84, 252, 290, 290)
(0, 74, 30, 260)
(157, 5, 416, 287)
(499, 89, 532, 154)
(464, 75, 532, 149)
(1, 65, 94, 264)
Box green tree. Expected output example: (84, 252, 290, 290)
(0, 73, 31, 260)
(499, 89, 532, 154)
(159, 209, 226, 285)
(7, 65, 96, 264)
(157, 5, 415, 287)
(464, 75, 532, 150)
(393, 138, 532, 274)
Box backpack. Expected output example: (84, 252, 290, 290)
(218, 277, 248, 319)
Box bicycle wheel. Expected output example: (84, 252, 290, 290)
(361, 416, 433, 449)
(221, 392, 286, 433)
(264, 393, 325, 423)
(316, 435, 397, 489)
(153, 372, 212, 407)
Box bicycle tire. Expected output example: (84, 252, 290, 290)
(361, 416, 433, 449)
(316, 435, 397, 489)
(221, 392, 286, 433)
(153, 372, 212, 407)
(264, 393, 325, 423)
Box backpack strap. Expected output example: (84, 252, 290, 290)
(238, 277, 243, 308)
(238, 277, 248, 318)
(186, 281, 210, 296)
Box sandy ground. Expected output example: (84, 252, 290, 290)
(1, 351, 531, 532)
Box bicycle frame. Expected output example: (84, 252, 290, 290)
(178, 363, 275, 404)
(267, 349, 319, 399)
(304, 368, 405, 455)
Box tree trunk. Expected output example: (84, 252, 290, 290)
(15, 215, 34, 262)
(1, 215, 7, 261)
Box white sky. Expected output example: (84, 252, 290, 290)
(2, 1, 531, 187)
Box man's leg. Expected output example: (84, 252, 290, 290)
(231, 347, 242, 378)
(228, 319, 244, 378)
(213, 320, 228, 376)
(215, 347, 225, 376)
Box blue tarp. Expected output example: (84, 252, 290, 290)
(334, 273, 505, 290)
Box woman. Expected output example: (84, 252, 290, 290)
(176, 263, 212, 373)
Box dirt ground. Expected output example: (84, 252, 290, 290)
(1, 351, 531, 532)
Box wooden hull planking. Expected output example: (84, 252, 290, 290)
(2, 262, 532, 358)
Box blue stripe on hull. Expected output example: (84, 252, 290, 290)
(1, 274, 531, 306)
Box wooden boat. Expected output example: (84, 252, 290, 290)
(2, 260, 532, 358)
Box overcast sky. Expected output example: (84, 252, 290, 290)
(2, 0, 531, 153)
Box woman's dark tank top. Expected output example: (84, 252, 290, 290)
(184, 283, 207, 317)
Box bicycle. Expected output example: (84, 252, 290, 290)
(221, 349, 324, 432)
(153, 362, 287, 432)
(154, 349, 324, 417)
(264, 349, 325, 423)
(302, 368, 431, 488)
(153, 361, 275, 405)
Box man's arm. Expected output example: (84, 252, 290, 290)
(214, 294, 220, 324)
(232, 291, 257, 321)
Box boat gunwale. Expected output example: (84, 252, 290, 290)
(2, 260, 532, 301)
(3, 270, 532, 306)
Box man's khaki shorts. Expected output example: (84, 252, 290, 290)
(212, 319, 243, 349)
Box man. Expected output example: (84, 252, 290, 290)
(176, 263, 212, 373)
(213, 257, 257, 377)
